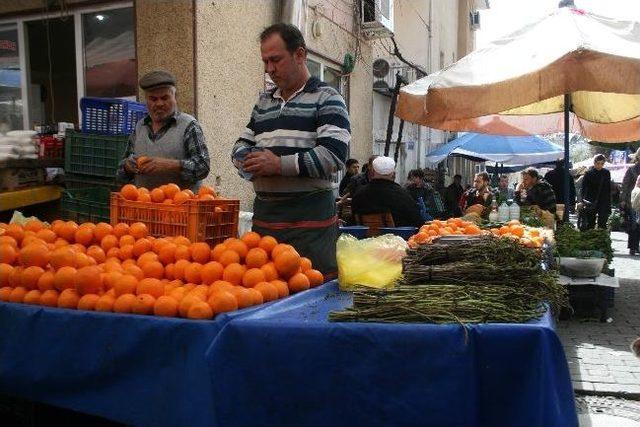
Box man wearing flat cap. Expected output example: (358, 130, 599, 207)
(351, 156, 423, 227)
(117, 70, 210, 191)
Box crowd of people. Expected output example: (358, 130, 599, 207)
(337, 148, 640, 257)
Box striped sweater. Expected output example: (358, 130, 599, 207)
(232, 77, 351, 196)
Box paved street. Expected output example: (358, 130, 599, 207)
(556, 231, 640, 424)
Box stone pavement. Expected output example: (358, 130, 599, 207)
(556, 231, 640, 398)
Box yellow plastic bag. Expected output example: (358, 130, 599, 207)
(337, 234, 408, 290)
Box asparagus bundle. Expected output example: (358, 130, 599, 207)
(329, 284, 547, 324)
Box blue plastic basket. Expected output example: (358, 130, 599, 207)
(339, 226, 369, 239)
(379, 227, 418, 240)
(80, 97, 147, 135)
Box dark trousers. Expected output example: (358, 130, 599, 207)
(628, 211, 640, 252)
(580, 209, 610, 230)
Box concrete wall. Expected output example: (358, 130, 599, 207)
(135, 0, 195, 114)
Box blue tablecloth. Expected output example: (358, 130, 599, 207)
(0, 301, 264, 427)
(0, 282, 577, 427)
(208, 282, 578, 427)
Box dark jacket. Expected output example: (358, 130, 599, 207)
(459, 187, 493, 212)
(544, 166, 576, 206)
(445, 183, 464, 216)
(352, 179, 423, 227)
(344, 172, 369, 197)
(520, 179, 557, 213)
(339, 172, 355, 196)
(581, 167, 612, 213)
(621, 163, 640, 206)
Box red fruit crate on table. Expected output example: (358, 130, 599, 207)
(38, 135, 64, 166)
(109, 194, 240, 245)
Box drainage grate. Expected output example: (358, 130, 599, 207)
(575, 395, 640, 421)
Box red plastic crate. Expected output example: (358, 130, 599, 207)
(110, 194, 239, 245)
(38, 135, 64, 165)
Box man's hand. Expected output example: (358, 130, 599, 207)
(138, 157, 181, 175)
(123, 158, 138, 175)
(243, 150, 281, 177)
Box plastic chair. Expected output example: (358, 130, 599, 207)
(354, 212, 395, 237)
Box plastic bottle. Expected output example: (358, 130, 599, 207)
(509, 201, 521, 221)
(498, 202, 510, 222)
(488, 197, 499, 222)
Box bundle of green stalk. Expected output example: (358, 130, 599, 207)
(398, 235, 567, 316)
(329, 284, 547, 324)
(555, 223, 613, 265)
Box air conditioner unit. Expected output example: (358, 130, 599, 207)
(361, 0, 394, 39)
(470, 11, 481, 30)
(372, 58, 391, 93)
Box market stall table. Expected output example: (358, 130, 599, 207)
(208, 281, 578, 427)
(0, 300, 267, 427)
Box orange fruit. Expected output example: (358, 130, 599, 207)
(119, 244, 134, 261)
(137, 278, 164, 299)
(106, 247, 120, 260)
(464, 225, 481, 235)
(241, 231, 261, 249)
(247, 287, 264, 305)
(151, 237, 170, 254)
(9, 286, 28, 303)
(9, 267, 23, 287)
(137, 192, 151, 202)
(124, 264, 144, 280)
(169, 287, 187, 302)
(271, 243, 295, 260)
(50, 247, 76, 269)
(0, 244, 17, 265)
(58, 221, 79, 242)
(154, 295, 179, 317)
(218, 250, 240, 267)
(260, 262, 278, 281)
(54, 266, 77, 291)
(211, 243, 227, 262)
(163, 183, 181, 199)
(75, 252, 96, 268)
(242, 268, 265, 288)
(164, 263, 175, 280)
(86, 245, 106, 263)
(190, 243, 211, 264)
(119, 234, 136, 247)
(0, 263, 13, 286)
(132, 294, 156, 315)
(137, 252, 159, 268)
(100, 234, 119, 253)
(19, 244, 49, 268)
(173, 259, 190, 281)
(274, 250, 301, 278)
(299, 257, 312, 272)
(36, 228, 57, 244)
(288, 273, 310, 293)
(198, 194, 215, 201)
(150, 188, 166, 203)
(174, 245, 192, 262)
(209, 280, 235, 294)
(229, 286, 253, 308)
(74, 227, 94, 246)
(39, 289, 59, 307)
(0, 286, 12, 302)
(173, 236, 191, 246)
(77, 294, 100, 311)
(246, 248, 268, 269)
(104, 271, 123, 290)
(21, 266, 44, 290)
(253, 281, 278, 302)
(95, 294, 116, 312)
(20, 236, 47, 249)
(207, 290, 238, 314)
(23, 289, 42, 305)
(23, 220, 45, 233)
(113, 293, 137, 313)
(138, 187, 150, 195)
(226, 239, 248, 260)
(141, 261, 164, 279)
(201, 261, 224, 285)
(270, 279, 290, 298)
(158, 243, 178, 264)
(57, 288, 80, 309)
(222, 263, 245, 286)
(198, 185, 216, 198)
(114, 274, 138, 296)
(113, 223, 130, 239)
(4, 224, 25, 244)
(184, 263, 203, 284)
(132, 238, 152, 258)
(187, 301, 214, 319)
(120, 184, 139, 201)
(190, 284, 210, 299)
(178, 295, 202, 317)
(173, 191, 191, 205)
(75, 266, 104, 295)
(70, 243, 87, 254)
(0, 235, 18, 249)
(93, 222, 113, 242)
(184, 189, 195, 198)
(304, 269, 324, 287)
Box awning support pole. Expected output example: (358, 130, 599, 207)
(563, 93, 571, 222)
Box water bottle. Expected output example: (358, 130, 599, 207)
(509, 201, 521, 221)
(488, 197, 499, 222)
(498, 202, 510, 222)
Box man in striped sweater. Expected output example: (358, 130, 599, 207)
(232, 23, 350, 277)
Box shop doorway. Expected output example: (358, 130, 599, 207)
(26, 16, 77, 126)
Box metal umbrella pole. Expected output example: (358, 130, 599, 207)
(563, 93, 571, 222)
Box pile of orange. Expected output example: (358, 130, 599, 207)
(488, 220, 545, 248)
(0, 220, 324, 319)
(119, 183, 218, 205)
(408, 218, 484, 248)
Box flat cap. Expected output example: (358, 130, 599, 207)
(139, 70, 176, 90)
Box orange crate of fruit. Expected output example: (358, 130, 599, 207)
(110, 193, 239, 245)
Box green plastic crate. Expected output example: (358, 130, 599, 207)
(64, 131, 128, 179)
(64, 173, 120, 192)
(61, 187, 111, 224)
